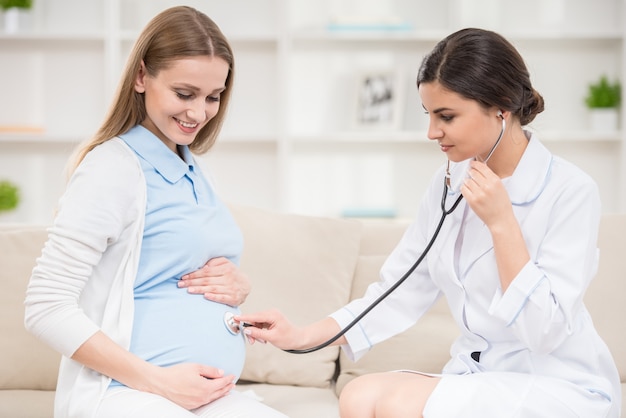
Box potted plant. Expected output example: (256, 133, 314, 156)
(584, 75, 621, 133)
(0, 180, 19, 214)
(1, 0, 33, 34)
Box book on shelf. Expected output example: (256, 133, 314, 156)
(327, 16, 413, 32)
(340, 207, 397, 219)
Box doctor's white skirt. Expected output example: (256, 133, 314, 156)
(400, 371, 616, 418)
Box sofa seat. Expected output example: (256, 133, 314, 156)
(0, 207, 624, 417)
(237, 383, 340, 418)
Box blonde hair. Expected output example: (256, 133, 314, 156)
(69, 6, 234, 174)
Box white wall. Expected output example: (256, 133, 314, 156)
(0, 0, 624, 224)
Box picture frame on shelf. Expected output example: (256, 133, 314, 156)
(353, 69, 404, 131)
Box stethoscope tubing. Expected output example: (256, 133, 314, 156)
(284, 181, 463, 354)
(285, 117, 504, 354)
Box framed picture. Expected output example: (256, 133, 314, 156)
(353, 70, 404, 130)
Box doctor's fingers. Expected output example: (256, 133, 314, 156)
(461, 180, 494, 217)
(243, 325, 303, 350)
(236, 309, 286, 330)
(464, 183, 513, 227)
(466, 164, 503, 196)
(237, 311, 299, 347)
(469, 159, 495, 175)
(467, 162, 497, 182)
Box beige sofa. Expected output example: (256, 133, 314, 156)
(0, 204, 624, 418)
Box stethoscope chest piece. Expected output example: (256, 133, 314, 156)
(223, 312, 240, 335)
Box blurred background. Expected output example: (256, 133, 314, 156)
(0, 0, 624, 223)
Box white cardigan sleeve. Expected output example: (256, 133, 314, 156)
(24, 139, 143, 358)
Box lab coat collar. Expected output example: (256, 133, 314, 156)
(436, 131, 553, 279)
(505, 131, 553, 206)
(444, 131, 552, 207)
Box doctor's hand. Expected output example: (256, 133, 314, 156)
(235, 309, 305, 350)
(461, 160, 515, 229)
(151, 363, 235, 410)
(178, 257, 251, 307)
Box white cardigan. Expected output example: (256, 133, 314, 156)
(25, 138, 147, 418)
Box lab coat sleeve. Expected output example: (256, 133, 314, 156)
(488, 169, 601, 354)
(331, 171, 444, 361)
(24, 140, 141, 358)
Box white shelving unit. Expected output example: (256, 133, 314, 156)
(0, 0, 624, 224)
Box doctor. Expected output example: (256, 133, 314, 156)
(237, 28, 621, 417)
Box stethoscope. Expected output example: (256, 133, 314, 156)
(225, 114, 506, 354)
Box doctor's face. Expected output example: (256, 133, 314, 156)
(419, 81, 502, 163)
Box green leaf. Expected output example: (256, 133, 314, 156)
(0, 181, 19, 212)
(584, 75, 621, 109)
(0, 0, 33, 11)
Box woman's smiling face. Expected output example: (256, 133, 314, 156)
(134, 55, 230, 154)
(419, 81, 502, 163)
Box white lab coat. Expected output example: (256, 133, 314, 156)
(331, 133, 621, 417)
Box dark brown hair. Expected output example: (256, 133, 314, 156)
(417, 28, 544, 125)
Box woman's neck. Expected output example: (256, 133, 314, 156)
(487, 125, 529, 178)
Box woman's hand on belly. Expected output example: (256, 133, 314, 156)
(149, 362, 235, 410)
(178, 257, 250, 306)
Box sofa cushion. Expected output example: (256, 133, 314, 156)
(585, 213, 626, 382)
(236, 383, 339, 418)
(0, 389, 55, 418)
(335, 254, 459, 394)
(335, 220, 459, 394)
(0, 225, 60, 391)
(230, 205, 362, 388)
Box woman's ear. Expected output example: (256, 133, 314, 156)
(134, 60, 147, 93)
(497, 110, 512, 121)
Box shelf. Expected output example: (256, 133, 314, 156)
(531, 130, 623, 143)
(292, 28, 447, 43)
(292, 28, 625, 44)
(503, 30, 624, 41)
(292, 131, 428, 144)
(213, 136, 278, 151)
(0, 33, 104, 44)
(0, 133, 280, 147)
(290, 130, 622, 145)
(118, 30, 278, 45)
(0, 133, 84, 144)
(0, 0, 624, 224)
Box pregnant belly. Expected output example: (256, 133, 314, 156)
(129, 288, 246, 380)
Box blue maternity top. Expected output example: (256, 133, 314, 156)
(110, 125, 245, 387)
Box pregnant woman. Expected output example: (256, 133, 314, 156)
(24, 6, 286, 418)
